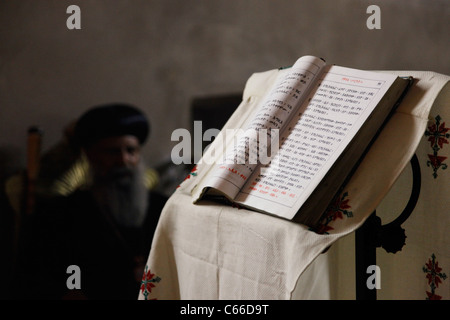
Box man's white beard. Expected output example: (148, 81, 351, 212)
(89, 161, 148, 228)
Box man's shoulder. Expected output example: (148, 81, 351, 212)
(50, 189, 93, 207)
(35, 189, 94, 218)
(148, 190, 168, 201)
(148, 190, 169, 209)
(66, 188, 93, 202)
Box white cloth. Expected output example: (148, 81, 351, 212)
(373, 78, 450, 300)
(138, 69, 449, 300)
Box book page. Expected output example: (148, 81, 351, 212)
(234, 65, 398, 219)
(201, 56, 326, 199)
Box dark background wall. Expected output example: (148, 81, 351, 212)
(1, 0, 449, 169)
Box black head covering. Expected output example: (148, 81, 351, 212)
(74, 103, 150, 148)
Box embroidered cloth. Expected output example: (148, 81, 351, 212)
(138, 69, 449, 300)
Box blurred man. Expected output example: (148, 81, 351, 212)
(20, 104, 167, 300)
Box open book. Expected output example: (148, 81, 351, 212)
(191, 56, 412, 227)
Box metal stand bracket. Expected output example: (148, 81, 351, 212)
(355, 153, 421, 300)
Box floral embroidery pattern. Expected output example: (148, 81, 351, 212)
(424, 115, 449, 178)
(313, 191, 353, 234)
(177, 165, 198, 188)
(140, 266, 161, 300)
(422, 254, 447, 300)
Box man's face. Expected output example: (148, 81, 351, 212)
(84, 135, 142, 182)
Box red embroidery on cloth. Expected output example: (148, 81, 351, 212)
(140, 266, 161, 300)
(422, 254, 447, 300)
(177, 165, 198, 188)
(425, 115, 449, 178)
(313, 191, 353, 234)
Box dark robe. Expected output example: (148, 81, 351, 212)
(15, 189, 167, 300)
